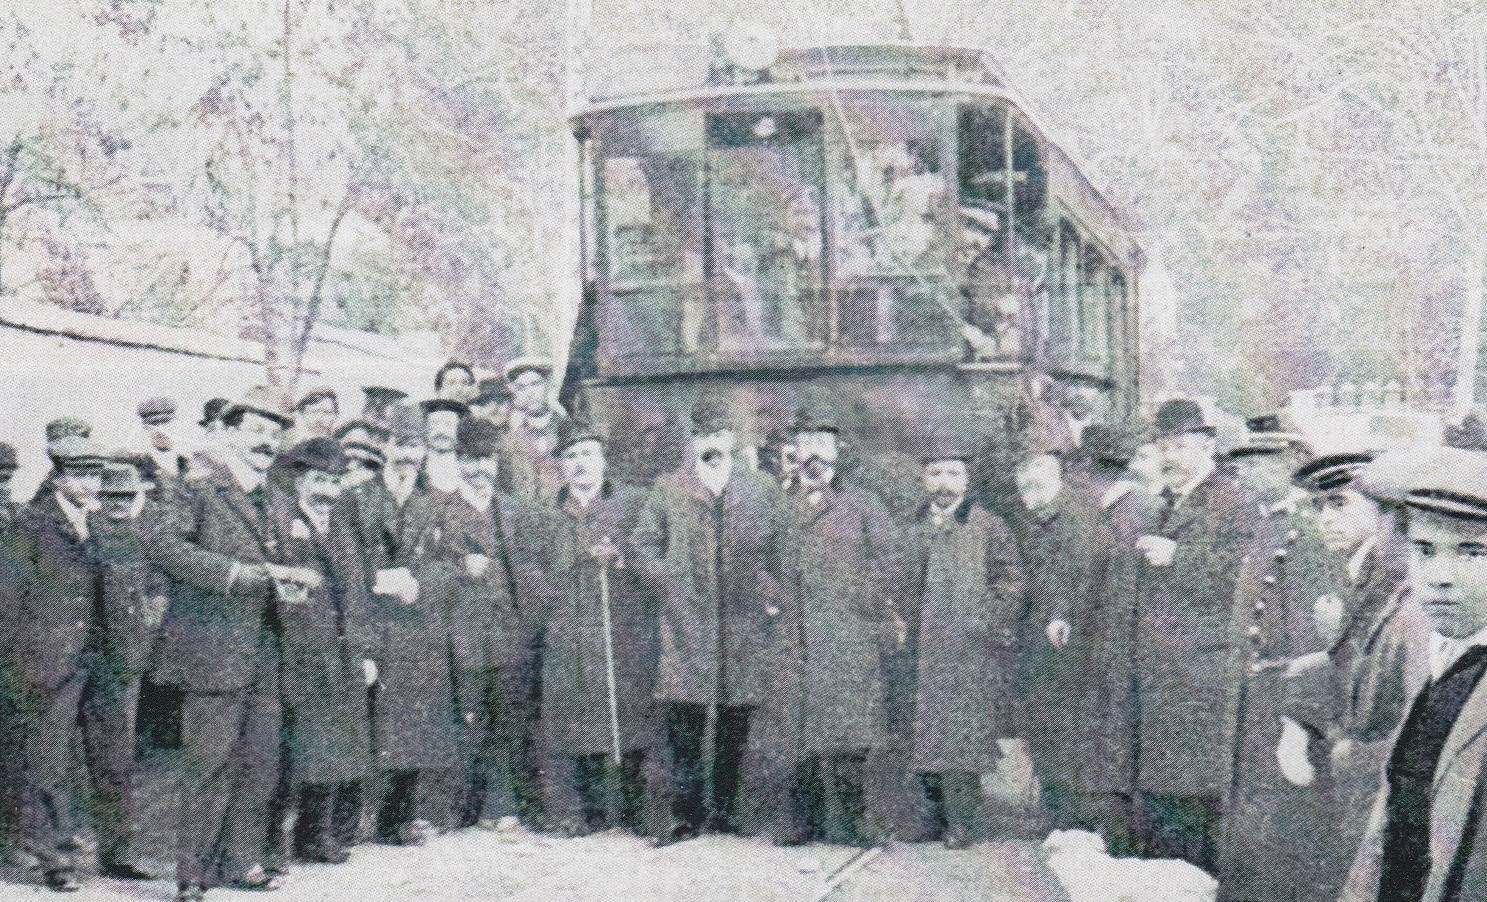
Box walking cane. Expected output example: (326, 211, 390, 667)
(598, 554, 623, 768)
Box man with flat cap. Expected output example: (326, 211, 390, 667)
(905, 437, 1025, 849)
(359, 386, 407, 428)
(631, 396, 791, 845)
(337, 400, 458, 848)
(441, 416, 550, 831)
(1259, 451, 1427, 900)
(502, 356, 569, 503)
(1100, 397, 1261, 870)
(32, 418, 93, 505)
(3, 436, 107, 891)
(469, 378, 514, 430)
(144, 385, 295, 899)
(764, 406, 903, 847)
(268, 438, 374, 865)
(293, 388, 341, 442)
(539, 418, 662, 836)
(1339, 447, 1487, 901)
(434, 360, 478, 405)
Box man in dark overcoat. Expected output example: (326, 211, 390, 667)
(539, 420, 660, 834)
(80, 459, 167, 881)
(1105, 398, 1261, 871)
(908, 442, 1025, 849)
(269, 439, 374, 864)
(630, 397, 790, 844)
(441, 416, 550, 830)
(770, 410, 903, 847)
(337, 401, 459, 847)
(143, 386, 295, 900)
(5, 436, 106, 892)
(1007, 449, 1103, 831)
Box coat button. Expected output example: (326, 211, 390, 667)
(1274, 548, 1288, 560)
(1247, 625, 1262, 638)
(1254, 601, 1267, 613)
(1263, 575, 1277, 585)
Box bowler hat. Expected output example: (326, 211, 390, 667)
(386, 402, 425, 442)
(1292, 452, 1375, 493)
(789, 404, 840, 436)
(918, 432, 974, 465)
(137, 396, 177, 424)
(504, 356, 553, 382)
(420, 398, 469, 419)
(1229, 414, 1309, 458)
(456, 417, 504, 459)
(100, 462, 145, 496)
(0, 443, 17, 474)
(225, 386, 294, 430)
(553, 418, 604, 457)
(689, 396, 735, 436)
(1082, 423, 1141, 467)
(1153, 398, 1216, 438)
(1402, 448, 1487, 522)
(199, 398, 231, 428)
(45, 417, 92, 443)
(279, 438, 349, 477)
(48, 435, 106, 470)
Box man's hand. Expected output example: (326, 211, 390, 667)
(465, 553, 491, 579)
(362, 659, 379, 687)
(589, 536, 623, 569)
(1276, 717, 1316, 787)
(1285, 650, 1329, 678)
(267, 564, 325, 591)
(1331, 738, 1354, 769)
(1046, 619, 1072, 648)
(235, 563, 272, 595)
(1313, 593, 1346, 642)
(1135, 535, 1178, 567)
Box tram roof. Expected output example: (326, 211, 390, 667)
(572, 42, 1139, 266)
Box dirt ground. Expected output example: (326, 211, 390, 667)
(0, 830, 1069, 901)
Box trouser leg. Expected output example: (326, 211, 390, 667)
(919, 772, 947, 840)
(664, 703, 706, 832)
(80, 676, 142, 867)
(216, 673, 282, 883)
(481, 666, 524, 823)
(824, 752, 870, 846)
(293, 783, 331, 858)
(940, 771, 983, 844)
(15, 677, 87, 878)
(790, 757, 826, 842)
(331, 781, 362, 849)
(454, 666, 492, 828)
(177, 689, 249, 888)
(617, 749, 647, 832)
(711, 706, 750, 831)
(1140, 792, 1223, 871)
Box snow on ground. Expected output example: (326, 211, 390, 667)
(0, 831, 1069, 902)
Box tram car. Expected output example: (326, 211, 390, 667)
(561, 40, 1142, 512)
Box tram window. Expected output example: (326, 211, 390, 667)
(958, 106, 1008, 211)
(1081, 246, 1110, 362)
(706, 111, 827, 352)
(1046, 220, 1081, 363)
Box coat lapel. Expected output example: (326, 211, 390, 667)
(1427, 673, 1487, 902)
(1434, 669, 1487, 794)
(215, 481, 278, 559)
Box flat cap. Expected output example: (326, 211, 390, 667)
(504, 355, 553, 382)
(199, 398, 231, 428)
(689, 395, 735, 435)
(48, 435, 107, 469)
(420, 398, 469, 418)
(1292, 452, 1375, 493)
(1153, 398, 1216, 438)
(137, 396, 177, 423)
(278, 438, 349, 477)
(100, 462, 145, 496)
(1082, 423, 1143, 467)
(46, 417, 92, 443)
(456, 417, 505, 459)
(225, 386, 294, 430)
(554, 418, 604, 456)
(1402, 448, 1487, 522)
(296, 387, 338, 411)
(918, 431, 974, 465)
(343, 441, 385, 469)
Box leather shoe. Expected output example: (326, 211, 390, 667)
(228, 864, 283, 891)
(175, 884, 206, 902)
(43, 869, 81, 892)
(102, 859, 160, 880)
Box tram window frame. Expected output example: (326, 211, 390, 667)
(1080, 244, 1111, 364)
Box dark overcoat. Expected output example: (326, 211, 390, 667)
(630, 466, 789, 709)
(269, 499, 374, 785)
(1094, 469, 1260, 798)
(89, 502, 170, 684)
(338, 478, 458, 772)
(770, 480, 902, 759)
(1007, 492, 1100, 786)
(540, 482, 657, 756)
(909, 500, 1025, 774)
(10, 493, 99, 696)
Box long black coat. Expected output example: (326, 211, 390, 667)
(1007, 492, 1100, 786)
(9, 493, 100, 695)
(909, 500, 1025, 774)
(541, 482, 657, 756)
(631, 466, 790, 709)
(339, 478, 458, 772)
(270, 499, 374, 785)
(89, 503, 170, 684)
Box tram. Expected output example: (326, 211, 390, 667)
(561, 40, 1142, 510)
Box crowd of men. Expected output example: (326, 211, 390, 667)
(3, 356, 1487, 902)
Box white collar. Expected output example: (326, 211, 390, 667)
(1346, 535, 1378, 587)
(695, 455, 733, 497)
(423, 452, 462, 494)
(569, 482, 602, 508)
(459, 481, 492, 513)
(1101, 480, 1137, 510)
(1429, 625, 1487, 681)
(1170, 459, 1216, 508)
(384, 468, 418, 506)
(54, 490, 91, 541)
(222, 451, 266, 495)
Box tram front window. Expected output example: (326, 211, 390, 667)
(706, 111, 826, 352)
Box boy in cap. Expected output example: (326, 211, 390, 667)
(270, 439, 373, 865)
(442, 417, 548, 831)
(907, 439, 1025, 849)
(539, 419, 660, 836)
(338, 401, 458, 848)
(7, 436, 107, 891)
(631, 396, 790, 845)
(434, 360, 477, 405)
(293, 388, 340, 442)
(1339, 447, 1487, 901)
(145, 386, 295, 899)
(501, 357, 568, 503)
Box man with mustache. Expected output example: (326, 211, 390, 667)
(143, 386, 294, 901)
(420, 398, 467, 496)
(907, 438, 1025, 849)
(1339, 447, 1487, 901)
(269, 439, 373, 866)
(4, 435, 108, 892)
(631, 396, 790, 845)
(338, 401, 458, 848)
(765, 406, 903, 848)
